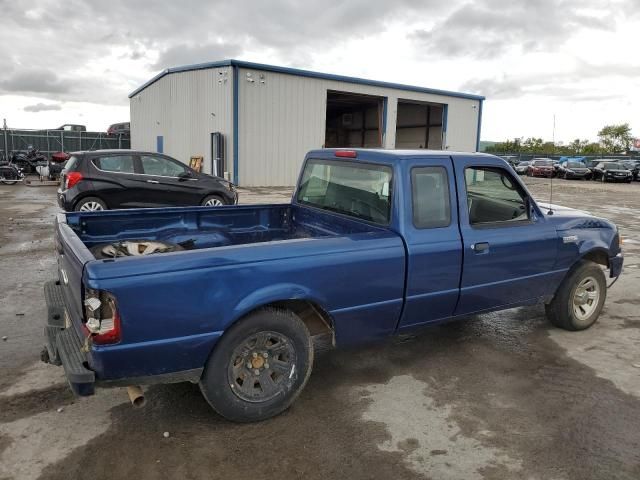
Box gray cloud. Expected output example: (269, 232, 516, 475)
(411, 0, 617, 58)
(460, 59, 640, 101)
(23, 102, 62, 112)
(153, 42, 243, 70)
(0, 70, 70, 95)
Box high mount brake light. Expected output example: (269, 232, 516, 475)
(335, 150, 357, 158)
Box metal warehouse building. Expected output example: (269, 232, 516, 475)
(129, 60, 484, 186)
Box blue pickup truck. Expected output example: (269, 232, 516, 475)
(43, 149, 623, 422)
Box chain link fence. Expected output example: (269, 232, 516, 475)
(1, 128, 130, 160)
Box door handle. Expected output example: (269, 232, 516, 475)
(471, 242, 489, 253)
(146, 179, 159, 184)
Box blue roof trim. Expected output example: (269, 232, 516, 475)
(129, 59, 485, 101)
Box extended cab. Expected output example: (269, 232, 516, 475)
(43, 149, 623, 422)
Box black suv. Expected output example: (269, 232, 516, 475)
(58, 150, 237, 211)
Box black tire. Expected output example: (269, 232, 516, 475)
(201, 194, 227, 207)
(74, 196, 107, 212)
(545, 260, 606, 331)
(199, 307, 313, 422)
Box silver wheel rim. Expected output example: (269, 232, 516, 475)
(204, 198, 223, 207)
(80, 201, 104, 211)
(572, 276, 600, 321)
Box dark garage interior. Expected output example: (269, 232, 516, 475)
(324, 91, 384, 148)
(395, 100, 444, 149)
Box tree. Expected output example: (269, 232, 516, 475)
(485, 138, 522, 154)
(598, 123, 633, 154)
(567, 139, 590, 155)
(582, 142, 602, 155)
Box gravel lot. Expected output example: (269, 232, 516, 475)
(0, 176, 639, 480)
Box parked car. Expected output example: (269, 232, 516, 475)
(621, 161, 640, 181)
(557, 161, 592, 180)
(107, 122, 130, 137)
(57, 150, 237, 211)
(514, 161, 531, 175)
(43, 149, 623, 422)
(527, 158, 555, 177)
(55, 124, 86, 132)
(500, 155, 519, 167)
(591, 162, 633, 183)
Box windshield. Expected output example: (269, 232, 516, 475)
(518, 161, 530, 166)
(567, 162, 584, 168)
(604, 163, 624, 170)
(533, 160, 553, 166)
(296, 159, 392, 224)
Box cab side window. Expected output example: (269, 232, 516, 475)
(411, 166, 451, 228)
(465, 167, 529, 225)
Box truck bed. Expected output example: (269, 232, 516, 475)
(64, 204, 380, 253)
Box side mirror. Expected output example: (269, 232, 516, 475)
(178, 171, 192, 181)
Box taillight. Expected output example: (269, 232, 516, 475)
(335, 150, 357, 158)
(83, 289, 122, 345)
(65, 171, 83, 189)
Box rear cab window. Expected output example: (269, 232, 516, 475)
(411, 166, 451, 229)
(92, 155, 136, 173)
(465, 167, 529, 226)
(296, 159, 392, 225)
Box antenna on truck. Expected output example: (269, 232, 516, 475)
(547, 173, 554, 215)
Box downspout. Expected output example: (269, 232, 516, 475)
(475, 99, 484, 152)
(232, 64, 239, 185)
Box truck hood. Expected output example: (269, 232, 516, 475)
(537, 202, 616, 231)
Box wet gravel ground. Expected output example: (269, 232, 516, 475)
(0, 177, 639, 480)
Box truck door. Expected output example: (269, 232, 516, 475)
(453, 157, 559, 315)
(398, 157, 463, 329)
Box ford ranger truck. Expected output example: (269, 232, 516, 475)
(42, 149, 623, 422)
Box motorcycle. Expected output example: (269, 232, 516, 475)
(0, 162, 25, 185)
(12, 145, 48, 174)
(34, 151, 69, 181)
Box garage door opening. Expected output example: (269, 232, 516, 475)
(395, 101, 444, 149)
(325, 91, 384, 148)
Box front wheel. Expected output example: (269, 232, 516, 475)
(545, 260, 606, 331)
(199, 308, 313, 422)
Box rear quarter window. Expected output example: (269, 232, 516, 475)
(92, 155, 136, 173)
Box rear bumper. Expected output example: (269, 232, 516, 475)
(43, 279, 95, 396)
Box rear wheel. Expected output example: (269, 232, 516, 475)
(545, 260, 606, 331)
(199, 308, 313, 422)
(201, 194, 227, 207)
(75, 197, 107, 212)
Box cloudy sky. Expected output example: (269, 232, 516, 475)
(1, 0, 638, 143)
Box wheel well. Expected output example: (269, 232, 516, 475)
(582, 249, 609, 268)
(263, 300, 335, 350)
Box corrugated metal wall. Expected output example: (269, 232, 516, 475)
(131, 66, 481, 186)
(238, 68, 480, 186)
(130, 67, 233, 176)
